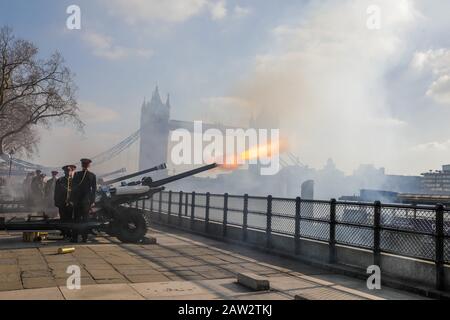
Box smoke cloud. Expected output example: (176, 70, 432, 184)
(232, 0, 418, 174)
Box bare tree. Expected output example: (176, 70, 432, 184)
(0, 26, 83, 156)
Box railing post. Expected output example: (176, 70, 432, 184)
(373, 201, 381, 267)
(178, 191, 183, 226)
(329, 198, 337, 264)
(243, 194, 249, 241)
(135, 200, 138, 209)
(141, 199, 145, 212)
(190, 191, 196, 229)
(223, 193, 229, 238)
(150, 195, 154, 212)
(168, 191, 172, 224)
(158, 191, 162, 221)
(205, 192, 210, 233)
(435, 203, 445, 291)
(185, 193, 189, 216)
(295, 197, 301, 255)
(266, 195, 273, 249)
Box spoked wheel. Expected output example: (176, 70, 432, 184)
(116, 210, 148, 243)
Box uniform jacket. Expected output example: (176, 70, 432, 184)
(71, 170, 97, 205)
(54, 176, 72, 208)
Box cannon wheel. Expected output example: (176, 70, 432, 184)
(116, 210, 148, 243)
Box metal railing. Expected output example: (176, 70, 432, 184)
(133, 191, 450, 290)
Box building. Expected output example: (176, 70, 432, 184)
(421, 165, 450, 194)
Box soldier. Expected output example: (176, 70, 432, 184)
(30, 170, 45, 208)
(22, 172, 34, 206)
(71, 159, 97, 242)
(45, 171, 58, 207)
(54, 165, 76, 239)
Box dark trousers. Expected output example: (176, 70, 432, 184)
(58, 205, 73, 222)
(73, 199, 90, 240)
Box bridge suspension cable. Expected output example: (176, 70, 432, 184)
(1, 129, 141, 172)
(91, 130, 140, 165)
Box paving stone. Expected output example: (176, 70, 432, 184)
(237, 292, 289, 300)
(125, 274, 170, 283)
(201, 271, 234, 279)
(18, 258, 45, 265)
(95, 278, 128, 284)
(21, 270, 53, 278)
(45, 256, 78, 263)
(22, 277, 57, 289)
(0, 258, 17, 264)
(52, 269, 91, 278)
(200, 255, 227, 264)
(293, 287, 367, 300)
(0, 265, 19, 273)
(88, 269, 125, 280)
(0, 281, 23, 292)
(121, 268, 162, 276)
(0, 287, 64, 300)
(0, 273, 21, 282)
(19, 264, 49, 272)
(55, 277, 97, 287)
(190, 265, 220, 273)
(181, 275, 207, 281)
(60, 283, 144, 300)
(130, 281, 206, 299)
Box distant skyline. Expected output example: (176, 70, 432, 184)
(2, 0, 450, 176)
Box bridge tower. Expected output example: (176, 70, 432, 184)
(139, 86, 170, 173)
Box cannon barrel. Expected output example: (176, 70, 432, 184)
(103, 163, 167, 185)
(149, 163, 218, 188)
(98, 167, 126, 179)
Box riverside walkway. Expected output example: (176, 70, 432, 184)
(0, 223, 425, 300)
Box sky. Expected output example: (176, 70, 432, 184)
(2, 0, 450, 176)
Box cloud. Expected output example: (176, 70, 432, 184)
(232, 0, 417, 173)
(82, 32, 153, 60)
(209, 0, 227, 21)
(412, 140, 450, 152)
(233, 5, 251, 18)
(106, 0, 208, 24)
(411, 49, 450, 105)
(104, 0, 248, 24)
(79, 101, 120, 124)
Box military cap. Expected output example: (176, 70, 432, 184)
(80, 158, 92, 164)
(62, 164, 76, 171)
(51, 171, 58, 175)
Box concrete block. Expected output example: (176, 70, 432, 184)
(237, 272, 270, 291)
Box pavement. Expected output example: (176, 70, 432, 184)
(0, 224, 428, 300)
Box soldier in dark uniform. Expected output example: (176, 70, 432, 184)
(45, 171, 58, 208)
(71, 159, 97, 242)
(54, 165, 76, 221)
(30, 170, 45, 208)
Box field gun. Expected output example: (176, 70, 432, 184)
(0, 163, 218, 243)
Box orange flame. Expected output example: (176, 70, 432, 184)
(219, 139, 288, 171)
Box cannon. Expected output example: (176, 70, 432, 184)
(0, 163, 218, 243)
